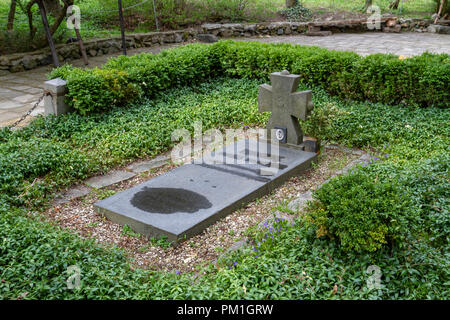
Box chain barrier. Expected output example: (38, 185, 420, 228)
(8, 92, 48, 129)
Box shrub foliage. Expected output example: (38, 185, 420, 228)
(49, 41, 449, 114)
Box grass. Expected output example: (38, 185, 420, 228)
(0, 77, 448, 299)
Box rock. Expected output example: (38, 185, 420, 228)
(277, 28, 284, 35)
(427, 24, 450, 34)
(383, 25, 401, 33)
(10, 59, 24, 73)
(21, 56, 38, 70)
(196, 33, 219, 43)
(386, 18, 398, 27)
(221, 29, 233, 37)
(88, 49, 97, 57)
(202, 23, 222, 31)
(287, 190, 313, 212)
(152, 35, 161, 44)
(70, 50, 81, 59)
(0, 56, 9, 67)
(243, 24, 256, 32)
(305, 31, 332, 36)
(308, 25, 321, 32)
(174, 33, 183, 43)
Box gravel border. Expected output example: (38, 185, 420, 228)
(42, 145, 364, 274)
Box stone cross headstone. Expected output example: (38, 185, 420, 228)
(258, 70, 313, 148)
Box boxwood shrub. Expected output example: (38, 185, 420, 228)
(306, 169, 414, 253)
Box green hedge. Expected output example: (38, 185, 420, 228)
(50, 41, 449, 114)
(307, 169, 414, 253)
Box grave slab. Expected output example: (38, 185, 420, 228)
(94, 139, 317, 242)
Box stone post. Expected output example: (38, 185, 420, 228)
(44, 78, 72, 116)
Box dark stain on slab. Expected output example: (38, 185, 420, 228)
(130, 187, 212, 214)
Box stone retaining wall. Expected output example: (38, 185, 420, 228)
(0, 17, 443, 73)
(0, 29, 198, 73)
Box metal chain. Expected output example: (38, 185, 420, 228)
(9, 92, 47, 129)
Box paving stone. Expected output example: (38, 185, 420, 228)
(127, 154, 170, 173)
(85, 170, 136, 189)
(26, 88, 44, 94)
(0, 88, 12, 93)
(12, 94, 39, 103)
(7, 85, 33, 92)
(0, 91, 23, 99)
(0, 111, 20, 124)
(0, 100, 23, 110)
(53, 185, 92, 205)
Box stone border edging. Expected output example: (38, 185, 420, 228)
(53, 153, 171, 205)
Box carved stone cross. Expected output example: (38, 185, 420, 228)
(258, 70, 313, 147)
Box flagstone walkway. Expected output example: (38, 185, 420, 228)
(0, 32, 448, 127)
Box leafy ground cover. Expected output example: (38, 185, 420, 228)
(1, 77, 448, 299)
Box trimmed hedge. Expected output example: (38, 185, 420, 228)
(50, 41, 449, 114)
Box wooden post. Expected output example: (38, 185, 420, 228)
(37, 0, 60, 67)
(118, 0, 127, 55)
(152, 0, 159, 31)
(435, 0, 445, 24)
(74, 28, 89, 65)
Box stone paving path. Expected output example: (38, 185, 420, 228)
(0, 32, 449, 127)
(239, 32, 450, 56)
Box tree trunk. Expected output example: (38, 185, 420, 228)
(7, 0, 17, 30)
(435, 0, 446, 23)
(388, 0, 400, 10)
(286, 0, 296, 8)
(362, 0, 372, 12)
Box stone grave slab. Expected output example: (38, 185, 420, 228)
(94, 139, 317, 242)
